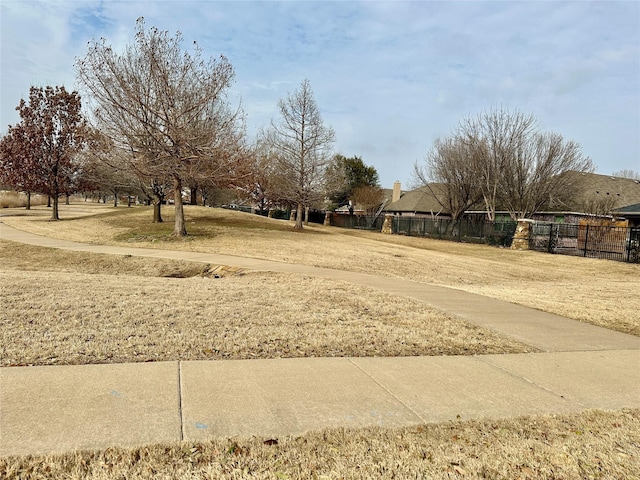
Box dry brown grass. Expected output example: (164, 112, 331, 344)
(0, 240, 208, 278)
(0, 240, 533, 367)
(3, 203, 638, 335)
(2, 204, 639, 476)
(0, 191, 48, 209)
(2, 409, 638, 479)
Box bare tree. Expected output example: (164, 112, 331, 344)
(235, 136, 280, 214)
(420, 107, 594, 221)
(412, 136, 482, 221)
(352, 184, 385, 225)
(75, 18, 246, 236)
(499, 131, 593, 219)
(80, 128, 144, 207)
(580, 194, 619, 218)
(265, 79, 335, 230)
(612, 169, 640, 180)
(459, 108, 538, 221)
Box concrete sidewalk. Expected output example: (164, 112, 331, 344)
(1, 220, 639, 457)
(2, 351, 639, 457)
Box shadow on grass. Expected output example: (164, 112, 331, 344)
(110, 206, 332, 243)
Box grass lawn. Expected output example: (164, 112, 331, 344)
(2, 409, 638, 480)
(2, 203, 638, 336)
(1, 203, 638, 479)
(0, 239, 534, 367)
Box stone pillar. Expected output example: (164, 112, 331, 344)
(511, 219, 534, 250)
(324, 212, 331, 226)
(381, 214, 394, 234)
(289, 210, 296, 221)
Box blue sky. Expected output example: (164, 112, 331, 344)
(1, 0, 639, 187)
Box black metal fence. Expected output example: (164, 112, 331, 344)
(530, 223, 640, 263)
(330, 214, 385, 230)
(330, 214, 639, 263)
(231, 206, 639, 263)
(392, 216, 517, 247)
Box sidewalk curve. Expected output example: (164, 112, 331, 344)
(1, 221, 638, 352)
(1, 220, 639, 457)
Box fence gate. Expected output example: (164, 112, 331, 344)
(531, 223, 639, 263)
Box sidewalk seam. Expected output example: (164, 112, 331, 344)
(347, 358, 427, 424)
(473, 355, 586, 408)
(178, 361, 185, 442)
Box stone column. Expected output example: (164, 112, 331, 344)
(324, 212, 331, 226)
(511, 219, 534, 250)
(381, 214, 394, 234)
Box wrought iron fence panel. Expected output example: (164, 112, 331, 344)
(332, 214, 637, 263)
(330, 214, 384, 230)
(531, 223, 638, 263)
(628, 228, 640, 263)
(391, 217, 516, 246)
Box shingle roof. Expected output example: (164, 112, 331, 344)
(384, 184, 450, 215)
(613, 202, 640, 215)
(559, 172, 640, 211)
(382, 172, 640, 216)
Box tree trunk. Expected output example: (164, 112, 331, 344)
(153, 195, 163, 223)
(50, 194, 59, 221)
(65, 194, 70, 205)
(294, 203, 304, 230)
(173, 176, 187, 236)
(47, 195, 51, 207)
(26, 192, 31, 210)
(190, 185, 198, 205)
(304, 205, 310, 226)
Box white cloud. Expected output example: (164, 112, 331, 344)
(1, 0, 638, 183)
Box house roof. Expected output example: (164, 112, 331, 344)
(613, 202, 640, 216)
(333, 187, 396, 213)
(380, 188, 395, 203)
(558, 171, 640, 211)
(382, 172, 640, 217)
(384, 184, 450, 215)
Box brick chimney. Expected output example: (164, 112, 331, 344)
(392, 181, 401, 203)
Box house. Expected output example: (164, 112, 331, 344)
(383, 182, 453, 218)
(530, 172, 640, 225)
(383, 172, 640, 224)
(553, 171, 640, 213)
(333, 186, 396, 216)
(613, 203, 640, 227)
